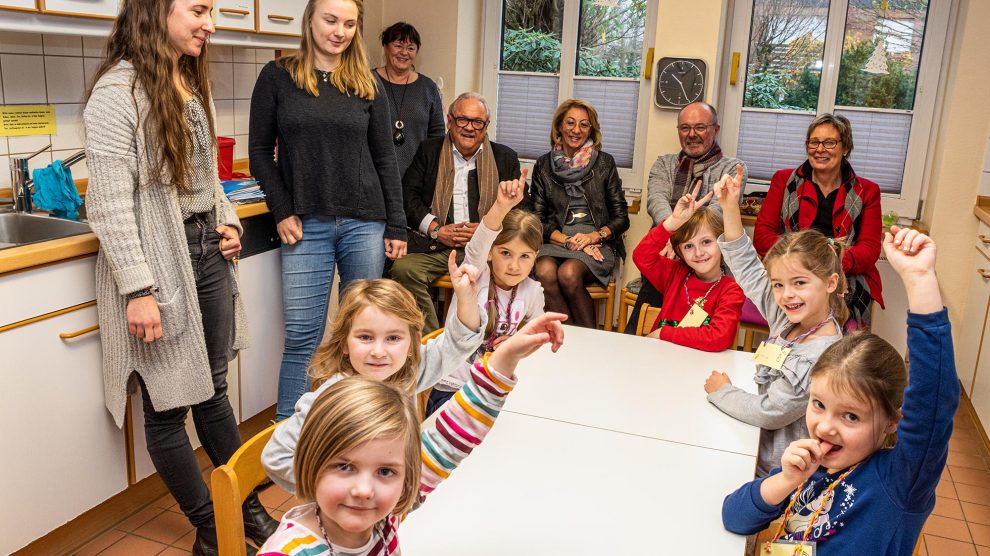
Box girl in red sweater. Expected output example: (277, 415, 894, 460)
(632, 181, 745, 351)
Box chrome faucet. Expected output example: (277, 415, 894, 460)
(10, 144, 86, 214)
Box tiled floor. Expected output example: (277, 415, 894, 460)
(61, 403, 990, 555)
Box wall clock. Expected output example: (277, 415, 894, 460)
(654, 57, 707, 109)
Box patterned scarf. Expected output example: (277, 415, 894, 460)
(780, 160, 872, 328)
(431, 133, 499, 226)
(674, 141, 723, 198)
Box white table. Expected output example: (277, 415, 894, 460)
(402, 412, 755, 554)
(402, 327, 761, 554)
(503, 325, 762, 456)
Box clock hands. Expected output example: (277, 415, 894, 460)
(669, 72, 690, 101)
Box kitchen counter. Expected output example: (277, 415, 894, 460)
(0, 201, 270, 276)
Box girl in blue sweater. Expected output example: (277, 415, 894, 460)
(722, 226, 957, 555)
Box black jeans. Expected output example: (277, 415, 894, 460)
(623, 278, 664, 335)
(138, 212, 240, 528)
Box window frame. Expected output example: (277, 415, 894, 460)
(718, 0, 954, 218)
(480, 0, 658, 195)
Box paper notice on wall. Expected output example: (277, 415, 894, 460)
(0, 104, 56, 136)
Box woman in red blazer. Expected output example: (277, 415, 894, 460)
(753, 113, 883, 329)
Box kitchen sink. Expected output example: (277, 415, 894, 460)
(0, 212, 91, 250)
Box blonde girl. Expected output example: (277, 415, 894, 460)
(706, 165, 846, 476)
(632, 180, 745, 351)
(259, 314, 567, 555)
(262, 258, 483, 493)
(426, 174, 546, 413)
(249, 0, 408, 421)
(723, 227, 954, 555)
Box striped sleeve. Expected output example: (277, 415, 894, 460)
(418, 354, 517, 501)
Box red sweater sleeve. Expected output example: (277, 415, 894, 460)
(659, 278, 745, 352)
(633, 222, 677, 292)
(753, 169, 792, 257)
(841, 178, 883, 275)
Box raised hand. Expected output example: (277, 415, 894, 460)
(883, 225, 941, 314)
(495, 167, 527, 210)
(713, 163, 745, 208)
(666, 179, 714, 232)
(448, 249, 480, 299)
(488, 312, 567, 378)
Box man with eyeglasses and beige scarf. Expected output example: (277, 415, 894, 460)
(390, 92, 522, 333)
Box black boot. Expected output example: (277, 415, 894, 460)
(191, 525, 259, 556)
(242, 491, 279, 546)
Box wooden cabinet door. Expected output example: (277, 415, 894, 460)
(42, 0, 122, 19)
(958, 249, 990, 397)
(0, 304, 127, 555)
(215, 0, 255, 31)
(236, 248, 284, 421)
(256, 0, 306, 36)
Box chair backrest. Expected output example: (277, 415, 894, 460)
(635, 303, 662, 337)
(416, 327, 444, 421)
(211, 422, 279, 556)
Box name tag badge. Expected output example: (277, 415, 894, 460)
(677, 303, 709, 328)
(753, 341, 791, 370)
(763, 540, 816, 556)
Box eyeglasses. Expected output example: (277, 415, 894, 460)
(452, 116, 489, 130)
(388, 41, 418, 54)
(806, 139, 841, 150)
(563, 118, 592, 131)
(676, 123, 716, 134)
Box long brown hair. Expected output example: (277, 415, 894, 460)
(484, 209, 542, 341)
(280, 0, 377, 99)
(88, 0, 215, 192)
(295, 376, 421, 518)
(309, 279, 424, 394)
(810, 332, 906, 448)
(764, 230, 849, 325)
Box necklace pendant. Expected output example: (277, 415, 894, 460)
(394, 119, 405, 130)
(392, 128, 405, 146)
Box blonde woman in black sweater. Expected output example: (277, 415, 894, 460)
(249, 0, 407, 420)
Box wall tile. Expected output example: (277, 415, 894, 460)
(233, 99, 250, 135)
(233, 47, 254, 63)
(0, 155, 9, 189)
(42, 35, 82, 57)
(232, 62, 255, 100)
(51, 103, 84, 151)
(215, 100, 235, 137)
(256, 49, 276, 63)
(1, 54, 47, 103)
(44, 56, 86, 104)
(0, 137, 7, 156)
(211, 45, 234, 62)
(8, 134, 52, 156)
(83, 56, 101, 91)
(82, 36, 106, 58)
(0, 31, 43, 55)
(209, 62, 234, 100)
(233, 134, 248, 159)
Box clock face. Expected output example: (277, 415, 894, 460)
(655, 58, 707, 108)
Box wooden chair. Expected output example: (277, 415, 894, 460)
(211, 422, 279, 556)
(430, 274, 455, 323)
(416, 328, 444, 422)
(617, 286, 639, 332)
(587, 279, 617, 331)
(634, 303, 662, 337)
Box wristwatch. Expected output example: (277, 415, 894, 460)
(429, 221, 440, 241)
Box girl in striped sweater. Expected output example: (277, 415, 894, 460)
(259, 313, 566, 556)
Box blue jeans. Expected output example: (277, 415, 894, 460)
(275, 215, 386, 420)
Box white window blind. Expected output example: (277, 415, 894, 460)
(573, 78, 639, 168)
(835, 109, 912, 194)
(736, 110, 816, 181)
(495, 74, 560, 160)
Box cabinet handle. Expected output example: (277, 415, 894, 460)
(267, 14, 294, 22)
(980, 235, 990, 245)
(219, 8, 249, 15)
(980, 269, 990, 280)
(60, 325, 99, 340)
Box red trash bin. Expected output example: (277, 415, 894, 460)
(217, 136, 235, 180)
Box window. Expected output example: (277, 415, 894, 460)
(720, 0, 952, 217)
(482, 0, 656, 190)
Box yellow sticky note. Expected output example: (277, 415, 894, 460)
(0, 104, 56, 136)
(677, 303, 709, 328)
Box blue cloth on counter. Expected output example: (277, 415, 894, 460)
(32, 160, 83, 220)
